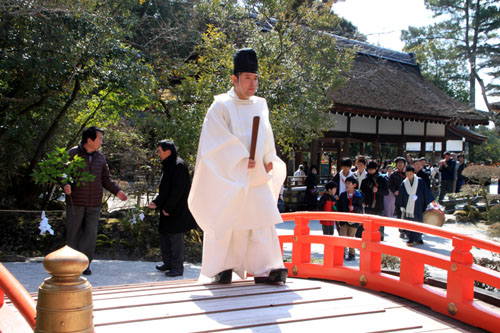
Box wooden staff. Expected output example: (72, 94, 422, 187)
(249, 116, 260, 160)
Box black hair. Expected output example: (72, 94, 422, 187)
(356, 157, 367, 165)
(394, 156, 406, 164)
(405, 165, 415, 173)
(325, 181, 338, 191)
(157, 140, 177, 159)
(367, 161, 378, 170)
(345, 176, 357, 184)
(82, 126, 104, 144)
(341, 158, 353, 168)
(443, 151, 451, 156)
(458, 154, 465, 159)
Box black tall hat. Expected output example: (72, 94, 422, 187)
(233, 48, 258, 75)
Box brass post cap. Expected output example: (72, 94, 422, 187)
(43, 245, 89, 277)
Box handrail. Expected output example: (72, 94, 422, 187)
(279, 212, 500, 332)
(0, 263, 36, 329)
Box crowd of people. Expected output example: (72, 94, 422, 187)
(294, 152, 467, 260)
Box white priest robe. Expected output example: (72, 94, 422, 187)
(188, 88, 287, 279)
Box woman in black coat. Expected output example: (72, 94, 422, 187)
(304, 165, 319, 211)
(149, 140, 196, 277)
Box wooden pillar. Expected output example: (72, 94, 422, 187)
(343, 138, 350, 158)
(344, 116, 351, 158)
(397, 120, 405, 156)
(373, 117, 380, 160)
(420, 121, 427, 158)
(311, 139, 320, 169)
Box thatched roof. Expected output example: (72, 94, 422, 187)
(329, 36, 488, 125)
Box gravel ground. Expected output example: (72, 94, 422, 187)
(3, 216, 499, 294)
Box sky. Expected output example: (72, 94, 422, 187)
(332, 0, 497, 111)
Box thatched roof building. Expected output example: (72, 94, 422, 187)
(294, 36, 488, 172)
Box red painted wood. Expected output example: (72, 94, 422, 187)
(0, 263, 36, 329)
(279, 212, 500, 333)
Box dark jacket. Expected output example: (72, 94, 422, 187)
(457, 163, 467, 181)
(417, 169, 431, 188)
(304, 172, 319, 209)
(396, 177, 435, 222)
(360, 172, 389, 212)
(338, 190, 364, 227)
(66, 144, 121, 207)
(153, 154, 196, 234)
(440, 159, 456, 180)
(389, 171, 406, 194)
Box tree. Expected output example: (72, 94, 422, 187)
(401, 0, 500, 127)
(0, 0, 156, 207)
(469, 126, 500, 163)
(157, 0, 354, 159)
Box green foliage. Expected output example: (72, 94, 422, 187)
(469, 126, 500, 164)
(401, 0, 500, 112)
(161, 1, 354, 157)
(31, 147, 95, 187)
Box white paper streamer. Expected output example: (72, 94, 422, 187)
(39, 211, 54, 235)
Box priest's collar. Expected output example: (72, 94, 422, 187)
(228, 87, 257, 105)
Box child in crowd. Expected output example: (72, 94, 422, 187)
(318, 181, 338, 235)
(338, 176, 364, 261)
(333, 158, 354, 195)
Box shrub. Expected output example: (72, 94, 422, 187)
(488, 205, 500, 224)
(488, 222, 500, 238)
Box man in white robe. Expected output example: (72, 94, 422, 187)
(188, 48, 287, 284)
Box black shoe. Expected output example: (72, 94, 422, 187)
(212, 269, 232, 284)
(415, 240, 424, 245)
(165, 270, 182, 277)
(254, 268, 288, 284)
(82, 268, 92, 276)
(156, 264, 171, 271)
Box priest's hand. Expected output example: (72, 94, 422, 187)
(162, 210, 169, 216)
(148, 202, 157, 209)
(265, 162, 273, 173)
(248, 158, 256, 169)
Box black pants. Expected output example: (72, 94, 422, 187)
(439, 179, 454, 202)
(321, 224, 335, 235)
(160, 232, 184, 274)
(66, 205, 101, 265)
(358, 209, 385, 241)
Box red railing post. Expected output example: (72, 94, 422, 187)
(0, 287, 4, 308)
(291, 215, 311, 277)
(447, 237, 474, 305)
(359, 216, 381, 286)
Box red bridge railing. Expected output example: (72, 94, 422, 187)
(0, 263, 36, 329)
(279, 212, 500, 332)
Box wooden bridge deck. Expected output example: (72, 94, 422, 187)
(1, 277, 492, 332)
(92, 278, 488, 332)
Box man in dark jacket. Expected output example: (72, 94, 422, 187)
(148, 140, 196, 277)
(389, 157, 407, 239)
(64, 126, 128, 275)
(439, 151, 456, 203)
(360, 161, 389, 240)
(396, 165, 435, 246)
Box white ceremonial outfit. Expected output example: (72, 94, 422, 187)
(188, 88, 287, 279)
